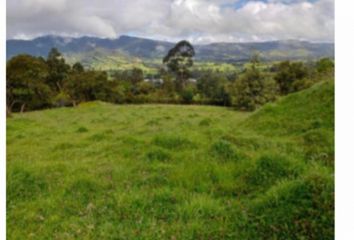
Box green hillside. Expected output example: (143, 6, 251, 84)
(245, 80, 334, 135)
(7, 80, 334, 239)
(64, 49, 242, 74)
(64, 49, 159, 74)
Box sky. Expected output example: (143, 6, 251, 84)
(6, 0, 334, 44)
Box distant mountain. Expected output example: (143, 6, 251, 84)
(7, 35, 334, 65)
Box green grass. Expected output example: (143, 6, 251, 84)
(65, 50, 159, 75)
(7, 81, 334, 239)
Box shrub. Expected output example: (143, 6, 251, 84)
(180, 87, 194, 104)
(231, 67, 277, 111)
(244, 155, 300, 191)
(153, 135, 194, 150)
(77, 126, 88, 133)
(146, 148, 171, 162)
(316, 58, 334, 75)
(199, 118, 211, 126)
(274, 61, 309, 94)
(211, 140, 239, 161)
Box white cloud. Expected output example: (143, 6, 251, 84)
(6, 0, 334, 43)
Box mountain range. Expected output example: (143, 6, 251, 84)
(7, 35, 334, 70)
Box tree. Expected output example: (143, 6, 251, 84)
(63, 70, 115, 106)
(274, 61, 309, 94)
(231, 61, 277, 111)
(46, 48, 70, 91)
(196, 70, 230, 105)
(130, 68, 144, 86)
(316, 58, 334, 75)
(6, 55, 52, 114)
(72, 62, 85, 73)
(180, 86, 195, 104)
(163, 40, 195, 91)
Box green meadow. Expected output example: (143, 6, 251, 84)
(7, 80, 334, 239)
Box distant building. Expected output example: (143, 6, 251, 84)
(143, 78, 196, 85)
(188, 78, 197, 83)
(144, 78, 164, 86)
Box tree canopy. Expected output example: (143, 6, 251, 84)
(163, 40, 195, 91)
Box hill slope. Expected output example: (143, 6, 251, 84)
(7, 82, 334, 239)
(246, 80, 334, 135)
(7, 35, 334, 67)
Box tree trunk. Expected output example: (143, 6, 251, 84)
(56, 81, 62, 92)
(20, 103, 26, 113)
(181, 71, 185, 89)
(6, 105, 12, 118)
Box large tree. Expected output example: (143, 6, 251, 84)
(6, 55, 52, 114)
(197, 70, 230, 105)
(163, 40, 195, 91)
(274, 61, 309, 94)
(46, 48, 70, 92)
(63, 67, 118, 106)
(231, 60, 277, 111)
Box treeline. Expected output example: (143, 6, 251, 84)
(6, 46, 334, 114)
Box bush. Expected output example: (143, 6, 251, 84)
(52, 91, 72, 107)
(180, 87, 194, 104)
(153, 135, 194, 150)
(244, 155, 300, 191)
(274, 61, 309, 94)
(211, 140, 239, 161)
(146, 148, 171, 162)
(231, 67, 277, 111)
(316, 58, 334, 74)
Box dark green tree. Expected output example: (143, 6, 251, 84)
(6, 55, 52, 114)
(130, 68, 144, 86)
(231, 60, 277, 111)
(46, 48, 70, 91)
(180, 86, 195, 104)
(72, 62, 85, 73)
(163, 40, 195, 91)
(196, 70, 231, 105)
(63, 70, 116, 106)
(274, 61, 309, 94)
(316, 58, 334, 75)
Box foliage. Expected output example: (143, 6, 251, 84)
(163, 40, 195, 91)
(316, 58, 334, 74)
(6, 54, 53, 113)
(231, 64, 277, 111)
(46, 48, 70, 91)
(273, 61, 309, 94)
(196, 71, 232, 106)
(180, 86, 195, 104)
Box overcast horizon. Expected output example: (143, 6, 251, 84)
(7, 0, 334, 44)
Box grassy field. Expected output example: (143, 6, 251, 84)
(7, 81, 334, 239)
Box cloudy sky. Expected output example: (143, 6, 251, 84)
(7, 0, 334, 43)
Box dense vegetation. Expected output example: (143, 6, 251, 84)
(7, 80, 334, 239)
(6, 42, 334, 114)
